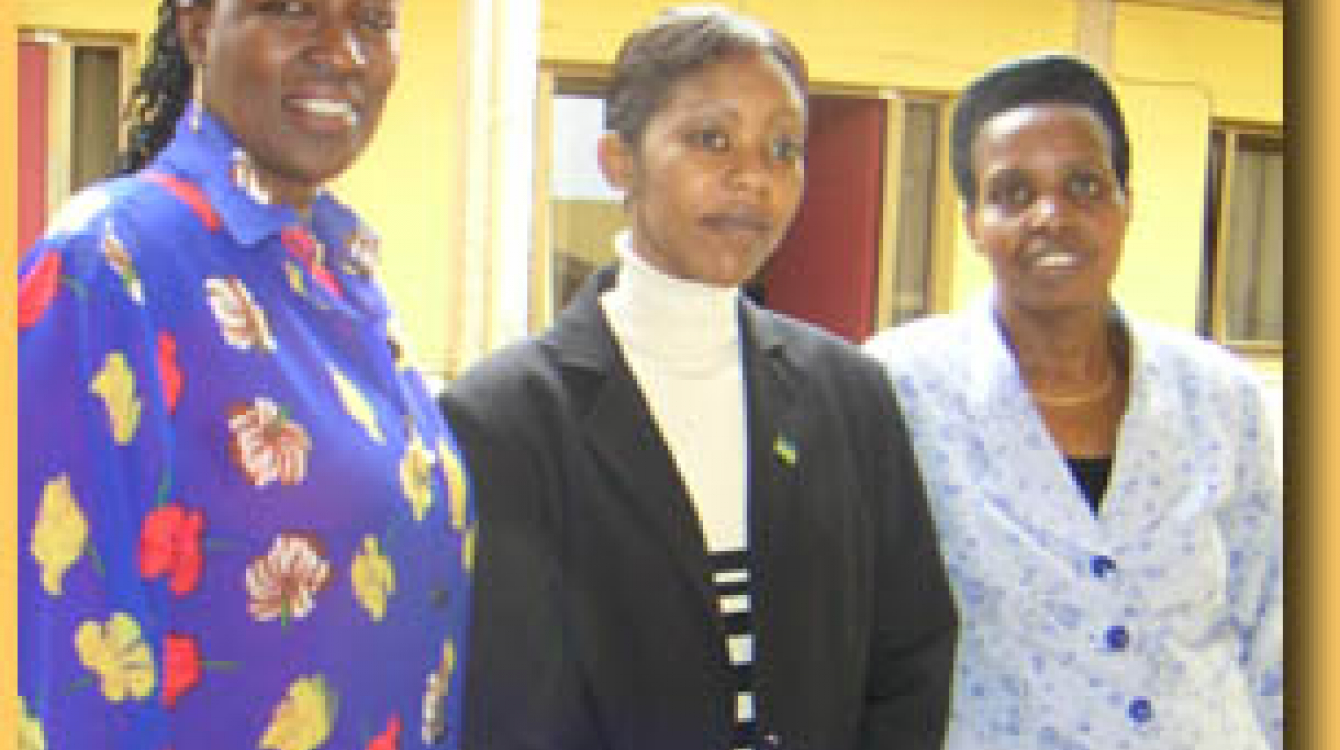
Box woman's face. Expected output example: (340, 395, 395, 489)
(966, 103, 1130, 316)
(600, 50, 807, 287)
(179, 0, 400, 208)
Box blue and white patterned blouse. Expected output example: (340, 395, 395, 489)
(865, 297, 1282, 750)
(18, 110, 474, 750)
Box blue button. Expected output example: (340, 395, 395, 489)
(1128, 697, 1154, 723)
(1090, 555, 1117, 578)
(1105, 625, 1130, 651)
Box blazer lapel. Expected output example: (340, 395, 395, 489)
(551, 267, 718, 613)
(740, 304, 803, 562)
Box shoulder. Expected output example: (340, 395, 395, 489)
(864, 313, 972, 369)
(439, 335, 570, 435)
(746, 308, 911, 439)
(1134, 319, 1267, 396)
(750, 306, 887, 383)
(25, 174, 215, 284)
(863, 313, 981, 409)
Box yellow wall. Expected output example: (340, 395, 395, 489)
(1111, 79, 1213, 329)
(544, 0, 1078, 92)
(1114, 2, 1282, 123)
(1101, 2, 1284, 331)
(17, 0, 147, 34)
(15, 0, 465, 377)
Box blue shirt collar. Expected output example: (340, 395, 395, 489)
(150, 105, 366, 257)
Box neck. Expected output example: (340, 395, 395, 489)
(996, 301, 1123, 395)
(602, 232, 740, 364)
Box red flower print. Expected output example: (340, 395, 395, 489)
(158, 332, 183, 414)
(161, 633, 202, 708)
(228, 398, 312, 487)
(145, 173, 220, 231)
(366, 715, 401, 750)
(282, 227, 342, 298)
(18, 252, 62, 330)
(139, 503, 205, 595)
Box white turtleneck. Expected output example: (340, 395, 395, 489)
(599, 233, 748, 553)
(600, 234, 759, 741)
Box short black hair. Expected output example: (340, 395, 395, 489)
(951, 52, 1130, 207)
(605, 5, 808, 146)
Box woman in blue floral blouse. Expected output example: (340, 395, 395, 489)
(17, 1, 473, 748)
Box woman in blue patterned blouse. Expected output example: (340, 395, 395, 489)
(17, 1, 473, 748)
(865, 53, 1282, 750)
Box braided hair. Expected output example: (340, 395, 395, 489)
(118, 0, 207, 174)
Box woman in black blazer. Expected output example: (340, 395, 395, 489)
(443, 7, 957, 749)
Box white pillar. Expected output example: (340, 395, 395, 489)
(451, 0, 539, 375)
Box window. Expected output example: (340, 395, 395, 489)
(883, 97, 945, 327)
(17, 30, 135, 251)
(1200, 126, 1284, 349)
(70, 43, 125, 191)
(545, 86, 622, 313)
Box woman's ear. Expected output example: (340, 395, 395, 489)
(597, 132, 636, 195)
(175, 2, 213, 67)
(962, 203, 984, 255)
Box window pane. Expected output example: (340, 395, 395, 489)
(1223, 136, 1283, 343)
(549, 94, 622, 309)
(889, 99, 939, 326)
(71, 45, 121, 191)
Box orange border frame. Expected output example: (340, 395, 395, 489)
(4, 0, 20, 741)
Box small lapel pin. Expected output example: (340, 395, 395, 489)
(773, 435, 797, 466)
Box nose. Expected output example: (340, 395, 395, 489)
(727, 146, 772, 197)
(1030, 191, 1070, 231)
(309, 18, 367, 71)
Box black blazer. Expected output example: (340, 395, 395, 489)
(444, 267, 957, 750)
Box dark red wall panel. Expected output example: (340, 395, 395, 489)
(764, 96, 885, 342)
(18, 41, 50, 255)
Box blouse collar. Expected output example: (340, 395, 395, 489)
(150, 105, 368, 261)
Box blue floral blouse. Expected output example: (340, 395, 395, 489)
(17, 110, 474, 750)
(865, 296, 1282, 750)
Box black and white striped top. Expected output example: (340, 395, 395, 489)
(713, 549, 756, 750)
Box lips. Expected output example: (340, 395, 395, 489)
(284, 91, 361, 130)
(1024, 242, 1083, 271)
(702, 211, 771, 237)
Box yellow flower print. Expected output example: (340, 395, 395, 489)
(285, 261, 307, 297)
(438, 440, 469, 531)
(30, 474, 89, 596)
(19, 695, 46, 750)
(351, 535, 396, 622)
(330, 366, 383, 443)
(400, 428, 436, 523)
(260, 675, 337, 750)
(462, 523, 476, 574)
(90, 351, 141, 445)
(74, 612, 157, 702)
(421, 640, 457, 746)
